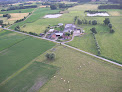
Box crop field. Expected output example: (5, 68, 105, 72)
(0, 8, 35, 14)
(0, 30, 28, 51)
(36, 46, 122, 92)
(0, 62, 58, 92)
(0, 30, 55, 83)
(9, 13, 29, 21)
(0, 13, 29, 24)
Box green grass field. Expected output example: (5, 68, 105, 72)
(0, 62, 58, 92)
(0, 8, 35, 14)
(0, 30, 28, 51)
(37, 46, 122, 92)
(65, 4, 122, 63)
(0, 31, 55, 83)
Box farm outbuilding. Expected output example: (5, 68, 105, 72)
(58, 23, 63, 26)
(49, 29, 55, 33)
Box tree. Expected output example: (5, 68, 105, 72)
(0, 20, 3, 25)
(7, 14, 11, 19)
(77, 19, 82, 25)
(50, 4, 57, 10)
(90, 27, 97, 34)
(15, 26, 20, 31)
(110, 29, 115, 33)
(108, 23, 112, 29)
(65, 32, 70, 36)
(59, 3, 65, 8)
(92, 20, 97, 25)
(45, 53, 55, 60)
(104, 18, 110, 25)
(44, 29, 48, 34)
(84, 19, 88, 24)
(74, 16, 78, 23)
(89, 20, 91, 24)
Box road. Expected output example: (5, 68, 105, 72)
(2, 28, 122, 67)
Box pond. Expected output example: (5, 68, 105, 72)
(87, 13, 109, 16)
(44, 14, 62, 18)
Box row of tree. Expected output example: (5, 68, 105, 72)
(76, 18, 98, 25)
(98, 5, 122, 9)
(85, 10, 106, 14)
(103, 18, 115, 33)
(91, 29, 101, 55)
(50, 3, 77, 10)
(1, 5, 37, 11)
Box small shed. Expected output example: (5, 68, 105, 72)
(49, 29, 54, 33)
(0, 25, 2, 28)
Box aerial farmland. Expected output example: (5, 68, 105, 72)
(0, 0, 122, 92)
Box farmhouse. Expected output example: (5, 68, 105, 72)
(63, 24, 76, 33)
(62, 35, 71, 39)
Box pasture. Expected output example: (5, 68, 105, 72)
(0, 62, 58, 92)
(0, 30, 55, 83)
(37, 46, 122, 92)
(65, 4, 122, 63)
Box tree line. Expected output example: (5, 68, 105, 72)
(1, 5, 37, 11)
(85, 10, 106, 14)
(98, 4, 122, 9)
(50, 3, 78, 10)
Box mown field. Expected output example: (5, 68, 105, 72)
(0, 62, 58, 92)
(36, 46, 122, 92)
(0, 30, 55, 83)
(0, 8, 35, 14)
